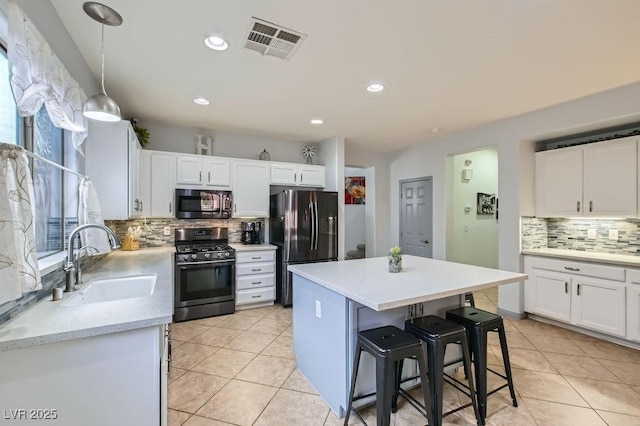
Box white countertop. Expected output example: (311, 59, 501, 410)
(230, 243, 277, 252)
(288, 255, 527, 311)
(522, 248, 640, 267)
(0, 247, 174, 352)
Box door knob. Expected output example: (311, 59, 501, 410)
(421, 239, 430, 244)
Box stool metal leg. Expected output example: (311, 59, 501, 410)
(344, 343, 363, 426)
(391, 359, 404, 413)
(461, 336, 483, 425)
(375, 357, 396, 426)
(426, 340, 446, 426)
(416, 341, 435, 426)
(497, 326, 518, 408)
(471, 329, 489, 424)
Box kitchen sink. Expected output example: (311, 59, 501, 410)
(62, 274, 157, 306)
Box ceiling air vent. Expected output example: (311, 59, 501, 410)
(244, 17, 306, 60)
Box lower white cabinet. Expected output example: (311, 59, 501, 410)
(524, 271, 571, 322)
(627, 271, 640, 342)
(571, 277, 626, 337)
(236, 249, 276, 308)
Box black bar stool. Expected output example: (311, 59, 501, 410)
(397, 315, 482, 426)
(446, 307, 518, 424)
(344, 325, 434, 426)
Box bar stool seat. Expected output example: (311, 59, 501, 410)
(446, 307, 518, 424)
(344, 326, 434, 426)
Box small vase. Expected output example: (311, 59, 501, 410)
(389, 256, 402, 273)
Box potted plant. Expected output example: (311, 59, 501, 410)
(389, 246, 402, 273)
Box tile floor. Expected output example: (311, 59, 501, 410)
(168, 288, 640, 425)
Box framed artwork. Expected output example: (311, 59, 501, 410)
(196, 134, 213, 155)
(345, 176, 366, 204)
(477, 192, 496, 214)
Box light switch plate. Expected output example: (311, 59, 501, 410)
(163, 226, 171, 236)
(587, 228, 596, 239)
(315, 300, 322, 319)
(609, 229, 619, 241)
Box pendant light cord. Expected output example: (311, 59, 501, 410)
(100, 23, 107, 95)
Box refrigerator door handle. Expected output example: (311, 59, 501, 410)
(309, 202, 315, 251)
(314, 201, 319, 250)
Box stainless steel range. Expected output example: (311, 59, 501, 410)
(174, 227, 235, 322)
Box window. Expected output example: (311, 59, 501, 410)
(0, 47, 21, 145)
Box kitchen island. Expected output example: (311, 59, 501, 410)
(288, 255, 526, 416)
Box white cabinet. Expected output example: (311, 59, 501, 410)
(627, 270, 640, 342)
(176, 155, 231, 187)
(232, 161, 270, 217)
(85, 121, 143, 220)
(236, 249, 276, 308)
(535, 137, 637, 217)
(524, 255, 627, 338)
(149, 152, 177, 217)
(270, 163, 325, 187)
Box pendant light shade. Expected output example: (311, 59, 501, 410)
(82, 2, 123, 122)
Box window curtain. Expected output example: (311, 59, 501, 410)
(0, 143, 41, 304)
(7, 1, 89, 153)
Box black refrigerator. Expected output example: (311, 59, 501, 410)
(270, 190, 338, 306)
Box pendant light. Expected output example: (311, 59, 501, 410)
(82, 2, 123, 122)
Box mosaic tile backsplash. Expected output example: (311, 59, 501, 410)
(522, 216, 640, 255)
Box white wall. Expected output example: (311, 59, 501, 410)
(344, 167, 366, 253)
(448, 148, 498, 268)
(388, 81, 640, 315)
(318, 136, 345, 260)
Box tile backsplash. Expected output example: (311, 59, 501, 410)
(522, 216, 640, 255)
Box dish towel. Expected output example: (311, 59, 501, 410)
(78, 177, 112, 255)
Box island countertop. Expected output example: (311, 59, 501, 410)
(288, 255, 527, 311)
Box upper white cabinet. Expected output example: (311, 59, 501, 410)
(270, 163, 325, 187)
(232, 160, 270, 217)
(85, 121, 143, 220)
(535, 137, 637, 217)
(149, 152, 177, 217)
(176, 155, 231, 187)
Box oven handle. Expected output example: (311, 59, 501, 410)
(176, 260, 235, 267)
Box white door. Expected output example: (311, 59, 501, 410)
(572, 278, 626, 337)
(529, 271, 572, 322)
(150, 153, 177, 217)
(400, 178, 432, 258)
(203, 157, 231, 187)
(627, 284, 640, 342)
(583, 138, 637, 217)
(176, 156, 203, 185)
(299, 166, 325, 187)
(232, 161, 270, 217)
(270, 163, 297, 185)
(535, 147, 583, 217)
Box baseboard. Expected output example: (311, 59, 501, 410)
(496, 308, 527, 320)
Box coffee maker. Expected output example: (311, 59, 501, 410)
(240, 222, 261, 244)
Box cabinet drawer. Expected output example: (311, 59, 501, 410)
(236, 250, 275, 264)
(237, 273, 275, 290)
(237, 262, 275, 276)
(236, 287, 275, 305)
(527, 257, 625, 282)
(627, 268, 640, 284)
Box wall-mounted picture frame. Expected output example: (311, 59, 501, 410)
(345, 176, 366, 204)
(196, 134, 213, 155)
(477, 192, 496, 214)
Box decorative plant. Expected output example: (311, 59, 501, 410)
(131, 121, 150, 147)
(389, 246, 402, 260)
(388, 246, 402, 272)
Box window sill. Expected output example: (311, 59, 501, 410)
(38, 252, 67, 276)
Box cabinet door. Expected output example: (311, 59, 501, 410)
(203, 157, 231, 187)
(232, 161, 270, 217)
(535, 148, 583, 217)
(150, 153, 177, 217)
(270, 163, 297, 185)
(627, 285, 640, 342)
(572, 278, 626, 337)
(176, 156, 203, 185)
(528, 271, 572, 322)
(128, 128, 142, 217)
(138, 150, 151, 217)
(583, 138, 637, 217)
(299, 165, 325, 187)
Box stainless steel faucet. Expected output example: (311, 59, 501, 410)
(64, 224, 121, 292)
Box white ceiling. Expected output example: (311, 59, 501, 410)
(51, 0, 640, 152)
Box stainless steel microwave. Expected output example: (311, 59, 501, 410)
(175, 189, 232, 219)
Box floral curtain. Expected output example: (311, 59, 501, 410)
(0, 143, 41, 304)
(7, 1, 89, 153)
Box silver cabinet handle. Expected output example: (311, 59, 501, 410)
(294, 173, 297, 182)
(208, 171, 211, 182)
(251, 281, 262, 285)
(589, 201, 593, 212)
(577, 284, 581, 296)
(199, 171, 202, 182)
(251, 295, 262, 299)
(251, 268, 262, 272)
(251, 256, 262, 260)
(169, 202, 172, 213)
(300, 173, 303, 182)
(234, 203, 237, 213)
(577, 201, 580, 212)
(565, 282, 568, 294)
(564, 266, 580, 271)
(139, 200, 143, 212)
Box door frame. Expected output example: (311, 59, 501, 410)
(399, 176, 433, 256)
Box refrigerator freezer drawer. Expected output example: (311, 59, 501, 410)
(237, 287, 276, 305)
(236, 250, 276, 264)
(236, 273, 275, 290)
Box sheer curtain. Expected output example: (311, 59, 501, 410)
(0, 143, 40, 304)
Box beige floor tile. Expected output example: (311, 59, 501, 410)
(235, 354, 297, 387)
(248, 317, 292, 334)
(487, 331, 535, 350)
(501, 318, 519, 333)
(183, 415, 235, 426)
(565, 376, 640, 416)
(523, 398, 606, 426)
(598, 359, 640, 386)
(190, 327, 243, 348)
(169, 367, 188, 384)
(596, 410, 640, 426)
(191, 348, 257, 378)
(168, 409, 191, 426)
(172, 343, 218, 370)
(190, 316, 229, 327)
(572, 339, 640, 363)
(265, 307, 293, 322)
(282, 369, 319, 395)
(486, 347, 502, 366)
(323, 405, 377, 425)
(510, 319, 574, 339)
(224, 330, 277, 353)
(173, 340, 185, 350)
(172, 322, 211, 342)
(510, 369, 588, 406)
(281, 325, 293, 336)
(634, 385, 640, 396)
(168, 371, 229, 413)
(254, 388, 329, 426)
(261, 334, 295, 359)
(234, 305, 277, 318)
(491, 346, 557, 373)
(215, 314, 261, 331)
(455, 401, 536, 426)
(525, 334, 587, 355)
(476, 299, 499, 314)
(196, 379, 278, 426)
(541, 352, 620, 382)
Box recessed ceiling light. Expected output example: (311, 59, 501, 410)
(204, 35, 229, 51)
(310, 118, 324, 125)
(366, 83, 384, 93)
(193, 97, 210, 105)
(431, 128, 441, 133)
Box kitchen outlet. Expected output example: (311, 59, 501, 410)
(163, 226, 171, 236)
(587, 228, 596, 239)
(609, 229, 619, 241)
(315, 300, 322, 319)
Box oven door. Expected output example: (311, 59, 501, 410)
(175, 259, 235, 308)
